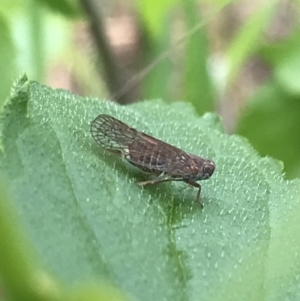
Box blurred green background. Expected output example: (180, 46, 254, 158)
(1, 0, 300, 179)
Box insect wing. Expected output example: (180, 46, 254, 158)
(90, 114, 137, 156)
(127, 131, 199, 179)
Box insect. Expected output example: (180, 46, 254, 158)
(90, 114, 215, 206)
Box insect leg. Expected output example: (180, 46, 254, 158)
(137, 174, 175, 186)
(185, 181, 203, 207)
(138, 177, 203, 207)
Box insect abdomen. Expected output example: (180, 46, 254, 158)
(128, 141, 168, 169)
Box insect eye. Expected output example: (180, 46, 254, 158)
(203, 161, 215, 177)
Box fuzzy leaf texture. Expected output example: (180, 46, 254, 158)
(1, 77, 300, 301)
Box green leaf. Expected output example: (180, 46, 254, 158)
(1, 78, 300, 301)
(259, 29, 300, 95)
(236, 81, 300, 179)
(135, 0, 176, 37)
(139, 18, 173, 102)
(182, 0, 215, 115)
(0, 14, 17, 108)
(36, 0, 80, 18)
(226, 0, 278, 83)
(0, 177, 62, 301)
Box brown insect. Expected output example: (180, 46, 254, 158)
(90, 114, 215, 205)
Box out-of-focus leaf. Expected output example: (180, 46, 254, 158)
(0, 177, 62, 301)
(65, 283, 129, 301)
(236, 81, 300, 179)
(36, 0, 80, 18)
(134, 0, 177, 101)
(226, 0, 278, 83)
(0, 15, 16, 108)
(276, 51, 300, 95)
(259, 29, 300, 95)
(1, 78, 300, 301)
(182, 0, 215, 115)
(135, 0, 176, 37)
(139, 19, 173, 101)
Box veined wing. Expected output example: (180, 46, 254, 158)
(90, 114, 138, 155)
(126, 131, 199, 179)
